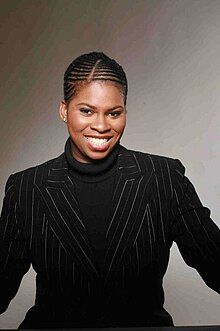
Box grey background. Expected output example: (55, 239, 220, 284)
(0, 0, 219, 328)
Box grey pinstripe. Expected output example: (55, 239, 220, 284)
(0, 145, 219, 327)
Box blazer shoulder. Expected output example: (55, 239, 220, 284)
(8, 152, 65, 185)
(123, 145, 185, 175)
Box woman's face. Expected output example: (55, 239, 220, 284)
(59, 81, 127, 163)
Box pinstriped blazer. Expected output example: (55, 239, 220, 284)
(0, 144, 220, 328)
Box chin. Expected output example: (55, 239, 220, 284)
(86, 151, 110, 161)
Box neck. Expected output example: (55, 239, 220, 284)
(65, 137, 120, 181)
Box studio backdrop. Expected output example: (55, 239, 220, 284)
(0, 0, 219, 328)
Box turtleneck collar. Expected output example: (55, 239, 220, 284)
(64, 137, 120, 182)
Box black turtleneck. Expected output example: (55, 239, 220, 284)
(64, 137, 120, 273)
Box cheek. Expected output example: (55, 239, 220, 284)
(114, 117, 126, 133)
(67, 115, 88, 133)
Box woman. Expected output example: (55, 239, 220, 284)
(0, 52, 219, 328)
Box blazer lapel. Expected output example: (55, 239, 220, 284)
(35, 155, 100, 282)
(35, 146, 154, 286)
(102, 146, 154, 286)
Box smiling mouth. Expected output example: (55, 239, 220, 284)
(85, 136, 111, 147)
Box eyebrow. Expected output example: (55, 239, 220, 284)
(77, 103, 124, 111)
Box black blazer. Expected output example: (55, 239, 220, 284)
(0, 145, 219, 328)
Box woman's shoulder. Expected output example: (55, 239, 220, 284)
(120, 145, 185, 173)
(7, 152, 65, 186)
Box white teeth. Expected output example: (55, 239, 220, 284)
(86, 137, 108, 146)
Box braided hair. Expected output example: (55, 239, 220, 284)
(63, 52, 128, 104)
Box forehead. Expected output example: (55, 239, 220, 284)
(71, 81, 125, 105)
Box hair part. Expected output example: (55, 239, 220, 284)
(63, 52, 128, 104)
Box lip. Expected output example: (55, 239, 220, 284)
(84, 135, 113, 140)
(84, 136, 113, 152)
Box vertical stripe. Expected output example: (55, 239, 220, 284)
(147, 204, 155, 241)
(3, 242, 12, 271)
(135, 241, 140, 275)
(3, 215, 9, 238)
(133, 203, 148, 246)
(44, 187, 97, 274)
(166, 160, 173, 199)
(147, 207, 153, 261)
(106, 177, 130, 237)
(58, 243, 63, 291)
(30, 187, 34, 250)
(44, 218, 48, 274)
(133, 153, 141, 173)
(18, 172, 24, 209)
(59, 188, 85, 229)
(42, 213, 46, 235)
(106, 177, 144, 280)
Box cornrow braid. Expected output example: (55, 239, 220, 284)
(63, 52, 128, 104)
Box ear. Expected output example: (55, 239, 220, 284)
(59, 101, 68, 122)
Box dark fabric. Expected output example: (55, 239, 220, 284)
(65, 137, 119, 271)
(65, 136, 120, 180)
(0, 141, 220, 328)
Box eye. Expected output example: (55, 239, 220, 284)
(80, 108, 93, 116)
(109, 111, 122, 118)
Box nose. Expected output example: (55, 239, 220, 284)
(90, 114, 111, 132)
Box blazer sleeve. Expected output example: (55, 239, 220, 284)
(0, 174, 31, 314)
(170, 159, 220, 294)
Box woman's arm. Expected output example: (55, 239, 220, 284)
(170, 159, 220, 294)
(0, 174, 31, 314)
